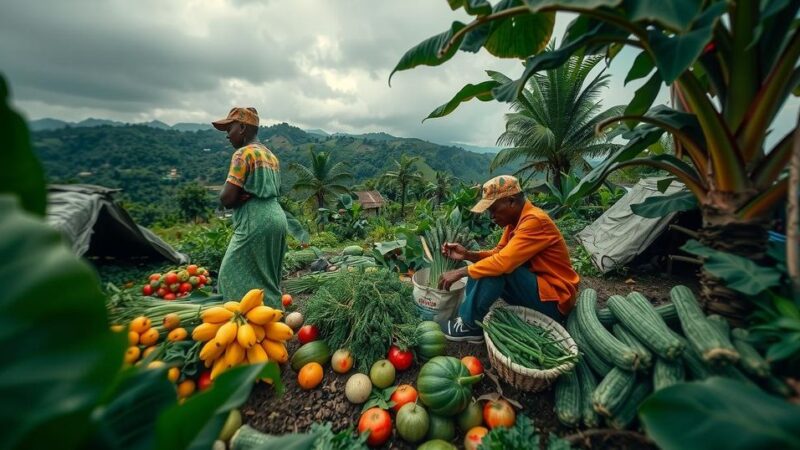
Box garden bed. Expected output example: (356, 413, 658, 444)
(239, 269, 697, 449)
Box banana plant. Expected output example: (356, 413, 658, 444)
(390, 0, 799, 325)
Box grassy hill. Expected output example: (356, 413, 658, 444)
(32, 122, 518, 215)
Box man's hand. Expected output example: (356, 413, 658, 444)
(239, 192, 252, 203)
(441, 243, 468, 261)
(438, 267, 468, 291)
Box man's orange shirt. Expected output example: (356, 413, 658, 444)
(466, 200, 580, 315)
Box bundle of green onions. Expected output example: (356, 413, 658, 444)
(106, 286, 223, 333)
(421, 207, 469, 289)
(479, 308, 577, 370)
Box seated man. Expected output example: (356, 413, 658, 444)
(437, 175, 580, 342)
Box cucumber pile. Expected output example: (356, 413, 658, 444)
(555, 286, 782, 430)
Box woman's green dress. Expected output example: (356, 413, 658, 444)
(218, 142, 287, 306)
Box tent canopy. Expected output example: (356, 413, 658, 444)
(577, 177, 687, 274)
(47, 184, 187, 264)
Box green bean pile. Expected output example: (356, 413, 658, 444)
(479, 308, 577, 370)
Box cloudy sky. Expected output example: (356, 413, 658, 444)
(0, 0, 795, 148)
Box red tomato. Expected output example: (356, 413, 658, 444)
(297, 325, 319, 344)
(163, 292, 177, 301)
(179, 282, 193, 293)
(358, 407, 392, 446)
(390, 384, 418, 412)
(156, 287, 168, 298)
(198, 275, 208, 285)
(483, 399, 516, 429)
(387, 345, 413, 371)
(149, 273, 162, 281)
(165, 272, 179, 285)
(197, 370, 212, 391)
(142, 284, 153, 296)
(187, 264, 198, 276)
(281, 294, 293, 307)
(461, 356, 484, 376)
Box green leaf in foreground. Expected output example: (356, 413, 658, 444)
(424, 81, 500, 120)
(390, 22, 466, 85)
(630, 190, 697, 218)
(0, 195, 127, 450)
(639, 377, 800, 450)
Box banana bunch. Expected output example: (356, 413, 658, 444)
(193, 289, 292, 380)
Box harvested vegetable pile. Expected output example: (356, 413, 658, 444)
(480, 309, 578, 370)
(303, 269, 419, 372)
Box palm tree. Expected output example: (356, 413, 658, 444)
(289, 148, 353, 210)
(424, 171, 455, 206)
(490, 51, 622, 192)
(381, 154, 423, 218)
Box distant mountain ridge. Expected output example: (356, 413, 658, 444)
(29, 117, 213, 132)
(31, 121, 521, 208)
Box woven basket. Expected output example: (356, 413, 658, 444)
(483, 303, 578, 392)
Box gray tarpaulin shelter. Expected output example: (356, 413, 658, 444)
(46, 184, 188, 264)
(577, 177, 688, 274)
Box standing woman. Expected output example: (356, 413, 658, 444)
(212, 107, 287, 307)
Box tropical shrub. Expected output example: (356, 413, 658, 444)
(391, 0, 798, 325)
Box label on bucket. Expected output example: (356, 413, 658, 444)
(412, 268, 464, 322)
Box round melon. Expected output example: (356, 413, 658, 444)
(290, 340, 331, 372)
(345, 373, 372, 404)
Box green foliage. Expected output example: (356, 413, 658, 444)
(309, 422, 368, 450)
(165, 219, 234, 271)
(443, 184, 497, 239)
(750, 294, 800, 365)
(310, 231, 341, 249)
(681, 240, 783, 296)
(639, 377, 800, 450)
(381, 154, 424, 219)
(303, 270, 419, 372)
(489, 52, 622, 190)
(0, 75, 46, 216)
(290, 147, 353, 210)
(176, 181, 213, 222)
(477, 415, 571, 450)
(570, 244, 601, 278)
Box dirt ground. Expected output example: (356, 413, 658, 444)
(241, 270, 700, 449)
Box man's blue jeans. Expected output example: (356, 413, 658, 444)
(458, 266, 563, 327)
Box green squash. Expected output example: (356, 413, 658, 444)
(457, 399, 483, 431)
(396, 403, 430, 444)
(290, 340, 331, 371)
(426, 414, 456, 441)
(418, 439, 457, 450)
(342, 245, 364, 256)
(416, 321, 447, 361)
(417, 356, 482, 416)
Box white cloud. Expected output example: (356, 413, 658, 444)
(1, 1, 795, 149)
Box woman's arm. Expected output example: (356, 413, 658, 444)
(220, 182, 251, 209)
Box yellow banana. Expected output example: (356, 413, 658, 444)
(224, 342, 245, 367)
(253, 324, 266, 342)
(215, 321, 238, 347)
(223, 301, 241, 313)
(201, 307, 234, 324)
(239, 289, 264, 314)
(261, 339, 288, 363)
(200, 338, 225, 361)
(245, 306, 278, 325)
(264, 322, 293, 341)
(192, 322, 222, 342)
(210, 356, 227, 380)
(246, 344, 269, 364)
(237, 323, 257, 349)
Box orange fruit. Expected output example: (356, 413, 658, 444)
(142, 346, 158, 358)
(162, 313, 181, 330)
(168, 327, 188, 342)
(124, 346, 141, 364)
(177, 379, 195, 398)
(128, 331, 140, 346)
(130, 316, 151, 334)
(139, 328, 160, 346)
(298, 362, 324, 390)
(167, 367, 181, 382)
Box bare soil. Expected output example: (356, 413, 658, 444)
(241, 270, 701, 449)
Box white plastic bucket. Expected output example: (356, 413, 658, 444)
(412, 267, 467, 321)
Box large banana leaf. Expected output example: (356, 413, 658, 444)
(630, 191, 697, 218)
(389, 22, 466, 85)
(680, 239, 783, 295)
(640, 377, 800, 450)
